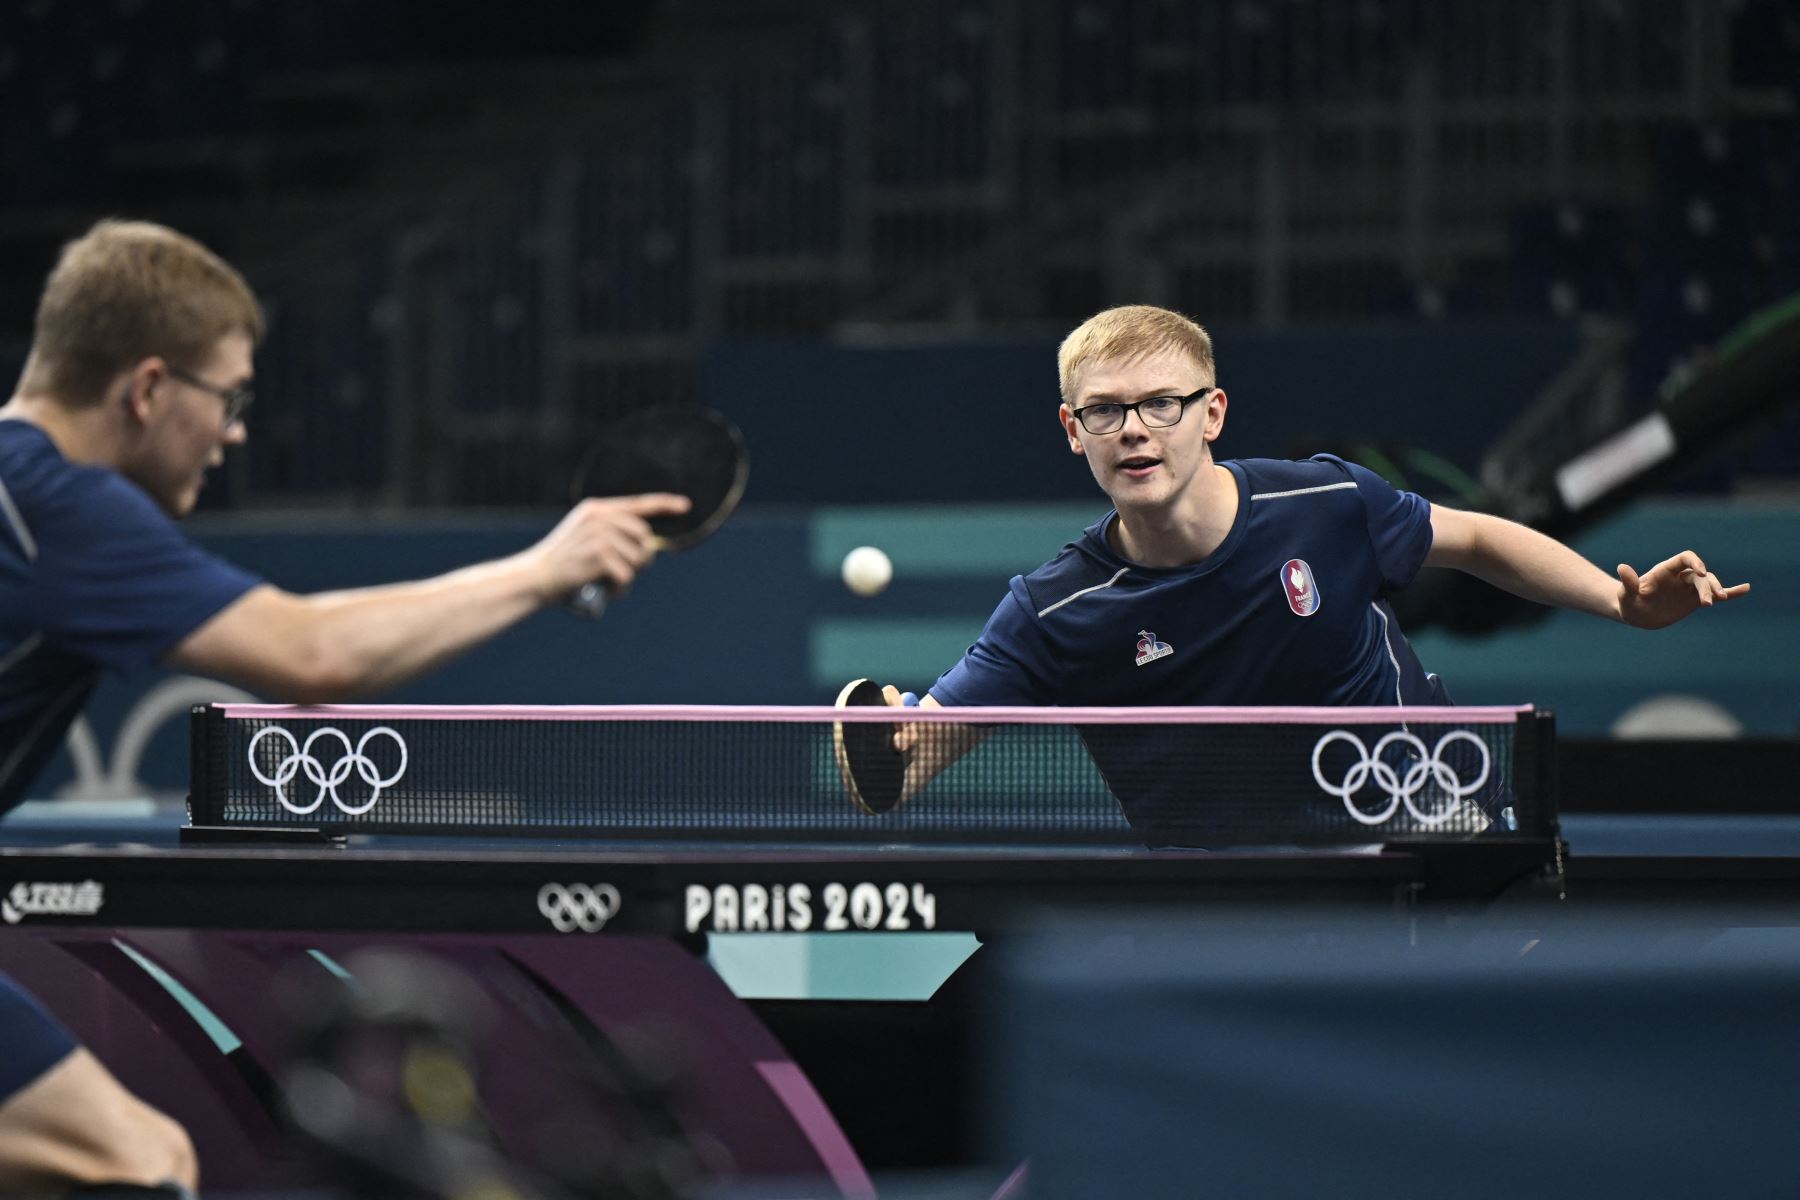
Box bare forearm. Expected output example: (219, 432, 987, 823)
(1433, 511, 1622, 622)
(300, 552, 546, 696)
(171, 495, 689, 701)
(171, 553, 553, 701)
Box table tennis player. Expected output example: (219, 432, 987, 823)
(0, 219, 690, 819)
(863, 303, 1750, 817)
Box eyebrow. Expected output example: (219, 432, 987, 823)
(1077, 385, 1191, 404)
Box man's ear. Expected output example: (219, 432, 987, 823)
(1058, 402, 1086, 456)
(1202, 387, 1227, 444)
(119, 357, 166, 424)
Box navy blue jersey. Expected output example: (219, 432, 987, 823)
(933, 455, 1445, 709)
(0, 971, 77, 1103)
(932, 455, 1454, 839)
(0, 421, 259, 814)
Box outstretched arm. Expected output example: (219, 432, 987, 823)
(166, 493, 689, 701)
(1425, 506, 1749, 629)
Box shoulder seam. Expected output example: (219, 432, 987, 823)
(1036, 566, 1129, 618)
(0, 474, 37, 561)
(1249, 481, 1357, 502)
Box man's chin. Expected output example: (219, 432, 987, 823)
(1107, 484, 1170, 514)
(162, 486, 201, 518)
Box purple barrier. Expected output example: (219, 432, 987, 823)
(0, 928, 872, 1197)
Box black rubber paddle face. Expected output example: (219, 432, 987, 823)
(834, 678, 906, 815)
(572, 406, 748, 548)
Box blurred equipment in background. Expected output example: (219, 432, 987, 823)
(1382, 291, 1800, 634)
(278, 948, 715, 1200)
(4, 0, 1796, 509)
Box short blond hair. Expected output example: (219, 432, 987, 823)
(20, 219, 264, 407)
(1057, 304, 1215, 401)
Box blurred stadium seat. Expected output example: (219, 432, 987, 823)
(0, 0, 1794, 506)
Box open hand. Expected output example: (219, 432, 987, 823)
(1617, 551, 1749, 630)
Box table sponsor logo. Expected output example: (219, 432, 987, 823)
(248, 725, 408, 816)
(1310, 729, 1492, 826)
(538, 883, 622, 933)
(686, 882, 938, 933)
(2, 881, 105, 924)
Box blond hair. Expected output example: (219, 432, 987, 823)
(1057, 304, 1214, 401)
(19, 219, 264, 407)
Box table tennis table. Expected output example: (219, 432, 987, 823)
(0, 704, 1795, 1196)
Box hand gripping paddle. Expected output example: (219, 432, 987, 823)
(833, 678, 908, 815)
(568, 405, 748, 619)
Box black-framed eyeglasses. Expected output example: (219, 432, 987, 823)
(166, 364, 255, 427)
(1070, 386, 1213, 435)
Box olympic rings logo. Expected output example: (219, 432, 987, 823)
(247, 725, 408, 816)
(1310, 729, 1491, 827)
(538, 883, 622, 933)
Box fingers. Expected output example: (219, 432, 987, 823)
(1620, 552, 1750, 627)
(610, 492, 693, 518)
(543, 499, 673, 599)
(582, 507, 659, 592)
(1633, 551, 1750, 607)
(571, 495, 692, 591)
(1689, 569, 1712, 606)
(1671, 550, 1708, 577)
(1690, 571, 1751, 606)
(883, 685, 917, 752)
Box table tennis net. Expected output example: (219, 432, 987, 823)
(190, 704, 1552, 846)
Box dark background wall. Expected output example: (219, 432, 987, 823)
(4, 0, 1798, 800)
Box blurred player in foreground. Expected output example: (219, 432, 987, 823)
(0, 218, 685, 1191)
(870, 304, 1749, 806)
(0, 219, 688, 817)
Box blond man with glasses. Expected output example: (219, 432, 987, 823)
(862, 304, 1749, 823)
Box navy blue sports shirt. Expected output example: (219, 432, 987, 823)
(933, 455, 1445, 709)
(0, 420, 259, 815)
(0, 971, 77, 1104)
(931, 455, 1456, 838)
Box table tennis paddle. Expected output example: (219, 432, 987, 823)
(834, 677, 908, 815)
(567, 404, 748, 619)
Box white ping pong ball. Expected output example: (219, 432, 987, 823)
(842, 545, 893, 597)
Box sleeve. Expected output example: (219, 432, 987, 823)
(32, 474, 261, 673)
(928, 577, 1060, 706)
(0, 971, 78, 1104)
(1316, 454, 1434, 592)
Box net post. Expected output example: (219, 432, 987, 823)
(1513, 708, 1559, 840)
(187, 703, 225, 827)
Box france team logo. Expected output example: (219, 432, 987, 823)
(1281, 558, 1320, 616)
